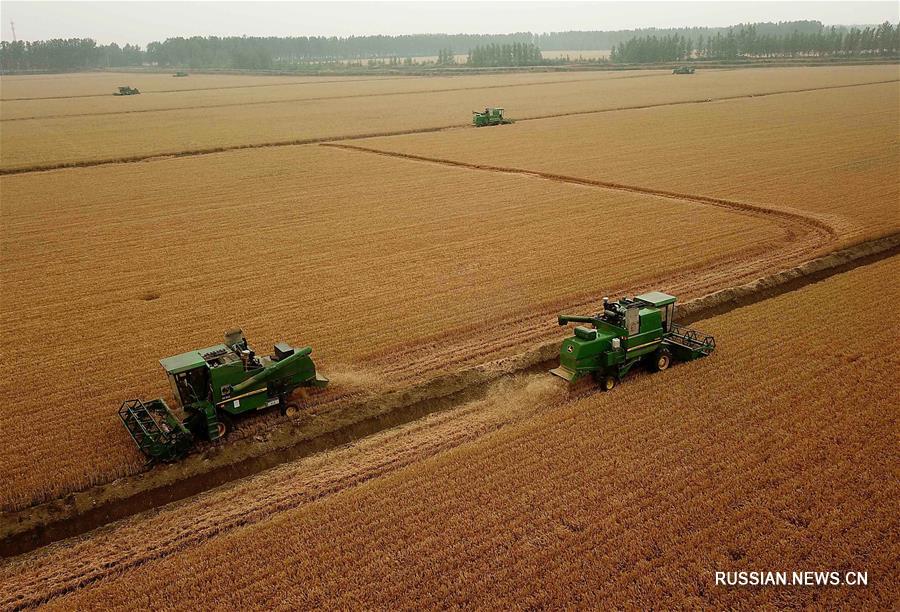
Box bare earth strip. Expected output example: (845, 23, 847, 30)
(3, 255, 896, 609)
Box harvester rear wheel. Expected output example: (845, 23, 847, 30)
(652, 348, 672, 372)
(600, 375, 617, 391)
(284, 402, 301, 418)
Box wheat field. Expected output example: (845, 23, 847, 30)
(4, 255, 895, 610)
(1, 63, 897, 583)
(360, 80, 900, 243)
(2, 64, 896, 513)
(0, 143, 787, 511)
(1, 65, 895, 170)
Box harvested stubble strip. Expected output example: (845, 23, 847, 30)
(0, 144, 782, 512)
(32, 255, 900, 610)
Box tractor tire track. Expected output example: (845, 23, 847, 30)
(1, 79, 895, 175)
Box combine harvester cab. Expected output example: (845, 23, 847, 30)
(472, 107, 513, 127)
(119, 329, 328, 462)
(551, 291, 714, 390)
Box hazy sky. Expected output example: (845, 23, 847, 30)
(2, 1, 897, 45)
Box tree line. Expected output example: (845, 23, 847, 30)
(611, 22, 900, 62)
(2, 21, 898, 72)
(467, 43, 544, 67)
(0, 38, 143, 71)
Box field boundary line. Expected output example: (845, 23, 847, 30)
(516, 77, 899, 123)
(3, 233, 898, 561)
(2, 79, 895, 175)
(321, 142, 839, 240)
(1, 70, 670, 102)
(0, 73, 664, 121)
(0, 75, 416, 102)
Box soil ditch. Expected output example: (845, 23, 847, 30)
(2, 233, 897, 558)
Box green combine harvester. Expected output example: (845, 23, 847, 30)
(119, 329, 328, 462)
(551, 292, 715, 390)
(673, 66, 696, 74)
(173, 71, 189, 77)
(114, 86, 140, 95)
(472, 107, 513, 127)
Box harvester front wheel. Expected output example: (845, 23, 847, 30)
(214, 414, 233, 440)
(600, 375, 617, 392)
(652, 348, 671, 372)
(284, 402, 301, 418)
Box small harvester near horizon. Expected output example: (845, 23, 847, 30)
(472, 107, 513, 127)
(551, 292, 715, 390)
(173, 71, 189, 77)
(673, 66, 696, 74)
(114, 85, 141, 95)
(119, 328, 328, 462)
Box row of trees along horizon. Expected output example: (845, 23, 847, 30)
(0, 20, 897, 72)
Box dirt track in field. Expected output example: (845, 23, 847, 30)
(1, 79, 893, 174)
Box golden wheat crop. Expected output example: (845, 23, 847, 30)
(0, 70, 653, 120)
(0, 71, 368, 99)
(4, 255, 896, 610)
(0, 143, 784, 511)
(1, 65, 895, 170)
(361, 80, 900, 243)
